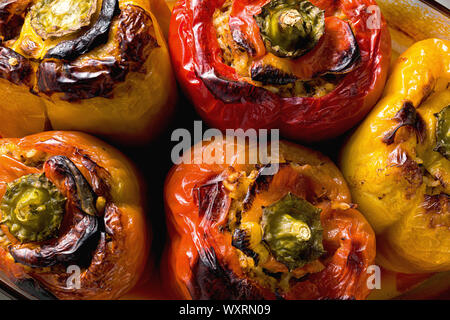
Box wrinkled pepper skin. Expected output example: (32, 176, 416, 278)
(0, 0, 176, 144)
(169, 0, 391, 142)
(164, 139, 376, 299)
(341, 39, 450, 274)
(0, 131, 149, 299)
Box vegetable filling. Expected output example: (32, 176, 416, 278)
(223, 164, 327, 292)
(212, 0, 352, 97)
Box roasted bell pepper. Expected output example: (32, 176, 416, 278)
(0, 0, 176, 144)
(164, 139, 376, 299)
(341, 39, 450, 274)
(0, 131, 148, 299)
(169, 0, 391, 142)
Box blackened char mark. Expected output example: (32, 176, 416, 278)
(382, 102, 426, 145)
(194, 178, 228, 223)
(200, 70, 277, 104)
(423, 193, 449, 228)
(242, 164, 287, 211)
(116, 5, 159, 72)
(251, 63, 297, 86)
(37, 5, 158, 101)
(46, 156, 98, 216)
(230, 28, 255, 56)
(423, 193, 449, 213)
(9, 207, 98, 268)
(231, 228, 259, 265)
(346, 241, 364, 275)
(324, 24, 361, 76)
(188, 247, 265, 299)
(44, 0, 119, 61)
(37, 57, 128, 100)
(0, 0, 33, 41)
(0, 46, 33, 86)
(388, 147, 423, 195)
(9, 156, 99, 268)
(79, 153, 111, 201)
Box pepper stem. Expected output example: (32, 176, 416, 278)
(255, 0, 325, 58)
(261, 193, 325, 270)
(0, 174, 66, 243)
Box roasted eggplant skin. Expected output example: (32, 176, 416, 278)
(0, 131, 149, 299)
(163, 139, 376, 300)
(169, 0, 391, 142)
(0, 0, 176, 144)
(340, 39, 450, 274)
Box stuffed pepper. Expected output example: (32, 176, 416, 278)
(164, 139, 376, 299)
(341, 39, 450, 274)
(169, 0, 391, 141)
(0, 0, 176, 144)
(0, 131, 148, 299)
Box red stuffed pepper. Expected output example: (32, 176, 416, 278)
(169, 0, 391, 141)
(164, 139, 376, 299)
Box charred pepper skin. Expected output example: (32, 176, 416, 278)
(341, 39, 450, 274)
(0, 131, 149, 299)
(169, 0, 391, 142)
(0, 0, 176, 145)
(164, 139, 376, 300)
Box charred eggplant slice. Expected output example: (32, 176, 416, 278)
(8, 156, 99, 268)
(44, 0, 118, 60)
(30, 0, 98, 40)
(38, 5, 157, 100)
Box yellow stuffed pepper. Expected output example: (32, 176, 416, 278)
(0, 0, 176, 144)
(341, 39, 449, 274)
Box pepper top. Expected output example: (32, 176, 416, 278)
(254, 0, 325, 58)
(261, 193, 325, 270)
(0, 174, 66, 243)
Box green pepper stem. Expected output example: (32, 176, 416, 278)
(261, 193, 325, 270)
(255, 0, 325, 58)
(0, 174, 65, 243)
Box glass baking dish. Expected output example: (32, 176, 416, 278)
(0, 0, 449, 300)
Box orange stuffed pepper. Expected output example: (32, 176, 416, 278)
(164, 138, 376, 299)
(0, 131, 148, 299)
